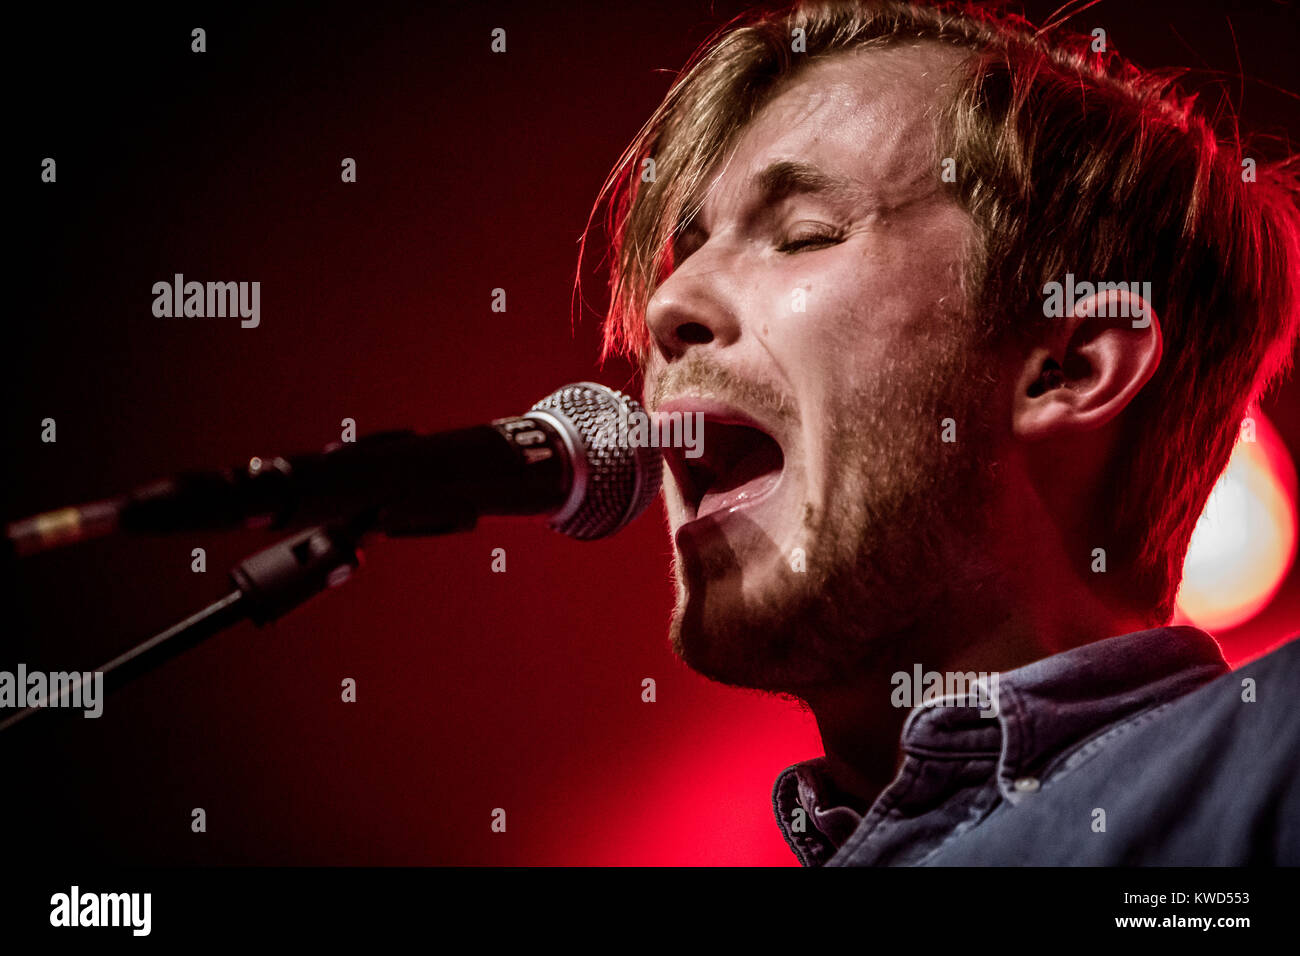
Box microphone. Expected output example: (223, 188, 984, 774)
(7, 382, 664, 553)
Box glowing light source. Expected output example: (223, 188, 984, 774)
(1175, 411, 1297, 631)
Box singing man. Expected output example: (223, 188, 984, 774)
(585, 0, 1300, 864)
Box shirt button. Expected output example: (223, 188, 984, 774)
(1013, 776, 1040, 793)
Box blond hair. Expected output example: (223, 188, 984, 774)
(581, 0, 1300, 623)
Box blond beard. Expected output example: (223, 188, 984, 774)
(666, 331, 1004, 696)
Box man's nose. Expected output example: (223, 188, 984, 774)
(644, 250, 742, 363)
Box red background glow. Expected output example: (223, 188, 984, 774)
(6, 0, 1299, 866)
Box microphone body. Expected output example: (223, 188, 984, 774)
(120, 417, 572, 539)
(8, 383, 663, 552)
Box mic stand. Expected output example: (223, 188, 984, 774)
(0, 516, 368, 736)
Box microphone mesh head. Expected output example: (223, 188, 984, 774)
(530, 382, 663, 540)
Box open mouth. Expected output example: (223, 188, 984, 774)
(667, 419, 785, 523)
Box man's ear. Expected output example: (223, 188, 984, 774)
(1013, 288, 1163, 441)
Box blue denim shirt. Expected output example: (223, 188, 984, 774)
(772, 626, 1300, 865)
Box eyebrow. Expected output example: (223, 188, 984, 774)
(751, 159, 869, 208)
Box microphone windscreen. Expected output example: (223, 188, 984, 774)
(530, 383, 663, 540)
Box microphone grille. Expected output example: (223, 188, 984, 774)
(530, 382, 663, 540)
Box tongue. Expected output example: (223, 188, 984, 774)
(697, 441, 783, 519)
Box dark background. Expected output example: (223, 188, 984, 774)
(5, 0, 1299, 865)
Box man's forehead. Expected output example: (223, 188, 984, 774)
(700, 44, 963, 210)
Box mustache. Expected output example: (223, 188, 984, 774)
(646, 357, 798, 427)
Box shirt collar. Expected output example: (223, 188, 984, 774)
(773, 625, 1230, 863)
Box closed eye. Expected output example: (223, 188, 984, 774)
(776, 226, 843, 254)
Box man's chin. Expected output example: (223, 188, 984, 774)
(666, 570, 836, 693)
(668, 607, 775, 691)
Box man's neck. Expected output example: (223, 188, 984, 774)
(799, 591, 1147, 813)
